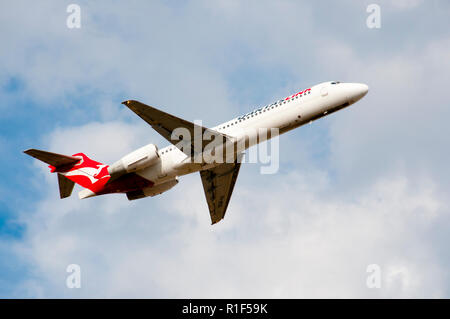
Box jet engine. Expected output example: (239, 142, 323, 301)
(126, 178, 179, 200)
(108, 143, 160, 178)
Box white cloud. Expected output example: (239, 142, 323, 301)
(16, 141, 446, 297)
(16, 121, 448, 298)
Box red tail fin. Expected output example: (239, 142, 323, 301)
(49, 153, 110, 194)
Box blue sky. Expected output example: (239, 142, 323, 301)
(1, 0, 450, 297)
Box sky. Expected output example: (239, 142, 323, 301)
(0, 0, 449, 298)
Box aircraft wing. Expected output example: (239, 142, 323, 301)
(200, 154, 243, 224)
(123, 100, 229, 159)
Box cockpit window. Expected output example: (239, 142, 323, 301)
(331, 81, 341, 85)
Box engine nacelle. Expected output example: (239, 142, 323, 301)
(126, 178, 179, 200)
(108, 144, 160, 178)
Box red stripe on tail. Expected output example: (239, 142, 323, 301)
(49, 153, 110, 193)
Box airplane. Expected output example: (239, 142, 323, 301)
(24, 81, 368, 224)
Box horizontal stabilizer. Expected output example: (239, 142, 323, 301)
(24, 149, 80, 168)
(57, 173, 75, 199)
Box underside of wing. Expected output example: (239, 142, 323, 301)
(123, 100, 229, 159)
(200, 154, 243, 224)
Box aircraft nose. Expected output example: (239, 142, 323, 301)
(348, 83, 369, 103)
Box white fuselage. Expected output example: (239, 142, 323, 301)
(132, 81, 368, 185)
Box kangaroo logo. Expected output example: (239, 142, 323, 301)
(57, 153, 111, 193)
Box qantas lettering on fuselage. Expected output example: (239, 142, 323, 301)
(237, 88, 311, 120)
